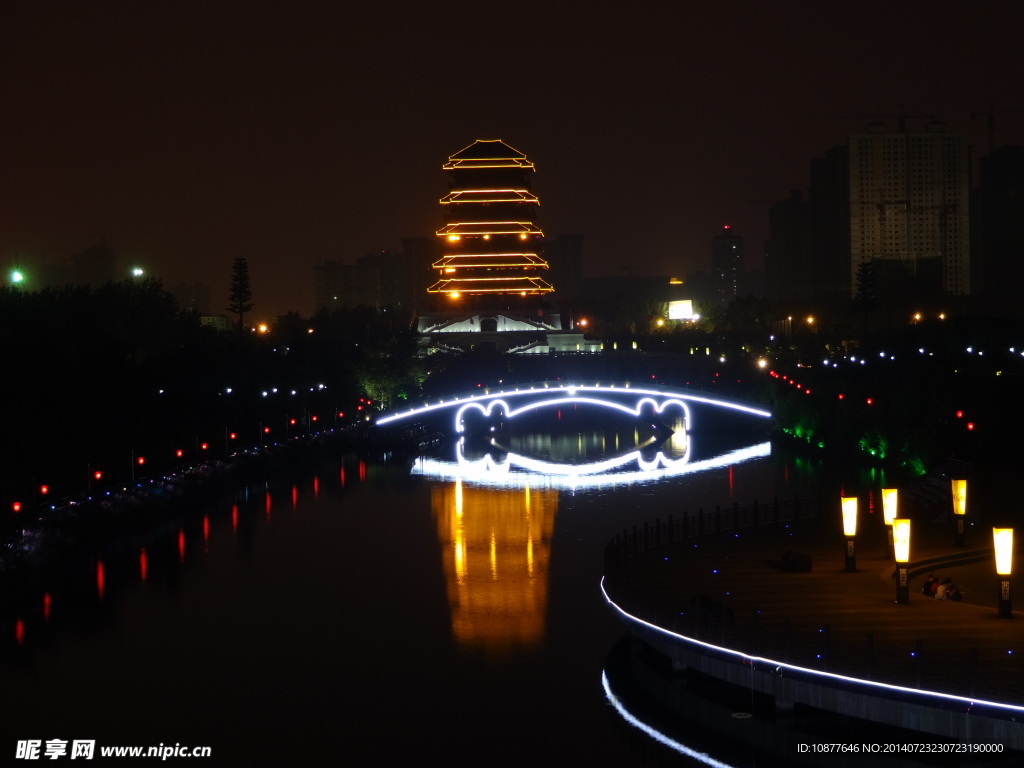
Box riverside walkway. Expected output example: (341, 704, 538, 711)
(602, 496, 1024, 748)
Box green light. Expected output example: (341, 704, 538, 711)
(11, 270, 24, 284)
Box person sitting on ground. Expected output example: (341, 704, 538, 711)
(922, 574, 937, 597)
(935, 578, 948, 600)
(944, 579, 961, 601)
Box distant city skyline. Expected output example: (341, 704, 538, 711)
(2, 1, 1022, 318)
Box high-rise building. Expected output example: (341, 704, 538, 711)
(848, 120, 971, 298)
(765, 191, 812, 301)
(809, 145, 850, 298)
(710, 225, 743, 306)
(429, 139, 553, 300)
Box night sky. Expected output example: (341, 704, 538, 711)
(3, 1, 1023, 318)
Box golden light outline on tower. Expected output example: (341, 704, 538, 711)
(441, 189, 540, 205)
(436, 222, 544, 237)
(428, 276, 554, 295)
(442, 139, 535, 170)
(434, 254, 549, 269)
(443, 159, 535, 170)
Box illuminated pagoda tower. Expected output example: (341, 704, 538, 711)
(429, 139, 553, 301)
(417, 140, 598, 354)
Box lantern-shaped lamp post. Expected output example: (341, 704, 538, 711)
(951, 479, 967, 547)
(894, 518, 911, 604)
(842, 496, 858, 572)
(882, 488, 898, 559)
(993, 528, 1013, 619)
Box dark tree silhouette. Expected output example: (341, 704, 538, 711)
(227, 257, 254, 334)
(853, 259, 878, 335)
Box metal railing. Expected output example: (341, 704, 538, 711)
(602, 496, 1024, 704)
(604, 495, 819, 569)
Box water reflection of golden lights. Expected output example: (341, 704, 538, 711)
(433, 481, 556, 654)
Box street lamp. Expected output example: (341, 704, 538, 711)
(882, 488, 898, 558)
(951, 478, 967, 546)
(893, 518, 911, 604)
(994, 527, 1013, 619)
(842, 496, 858, 571)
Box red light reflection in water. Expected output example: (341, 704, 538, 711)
(291, 485, 298, 509)
(867, 490, 876, 515)
(339, 467, 346, 487)
(203, 515, 210, 547)
(43, 593, 51, 621)
(232, 504, 238, 531)
(313, 476, 319, 499)
(178, 529, 186, 563)
(728, 465, 734, 495)
(358, 461, 366, 482)
(140, 549, 148, 581)
(96, 561, 105, 601)
(265, 492, 272, 521)
(15, 619, 24, 645)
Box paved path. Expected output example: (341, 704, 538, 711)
(605, 514, 1023, 702)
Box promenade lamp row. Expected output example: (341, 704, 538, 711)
(839, 483, 1013, 617)
(8, 406, 366, 513)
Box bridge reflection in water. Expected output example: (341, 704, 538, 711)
(421, 408, 771, 658)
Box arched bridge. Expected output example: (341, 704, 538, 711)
(375, 380, 772, 435)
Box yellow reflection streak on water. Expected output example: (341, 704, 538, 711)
(454, 480, 466, 585)
(432, 482, 557, 655)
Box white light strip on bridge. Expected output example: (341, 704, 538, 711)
(412, 442, 770, 489)
(375, 384, 772, 426)
(601, 671, 738, 768)
(458, 436, 687, 476)
(453, 395, 690, 434)
(600, 577, 1024, 714)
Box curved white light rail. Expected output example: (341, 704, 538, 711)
(600, 577, 1024, 714)
(452, 395, 691, 434)
(412, 441, 770, 489)
(376, 383, 772, 428)
(601, 670, 738, 768)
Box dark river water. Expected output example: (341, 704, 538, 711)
(4, 415, 905, 766)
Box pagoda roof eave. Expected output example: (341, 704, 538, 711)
(436, 222, 544, 236)
(444, 139, 533, 169)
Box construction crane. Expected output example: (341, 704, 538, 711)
(817, 108, 935, 133)
(970, 103, 1024, 154)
